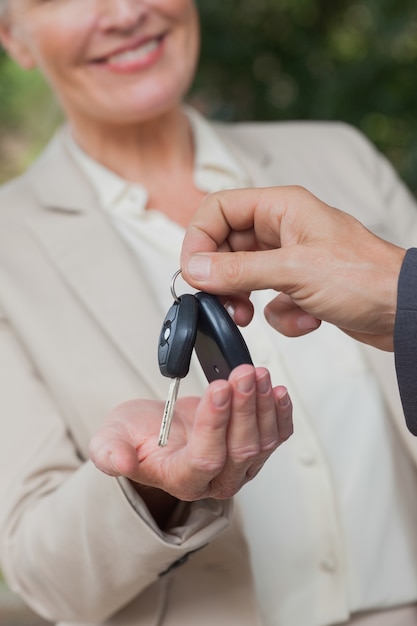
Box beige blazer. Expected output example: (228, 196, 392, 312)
(0, 119, 417, 626)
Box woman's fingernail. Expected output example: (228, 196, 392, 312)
(236, 371, 254, 393)
(212, 385, 230, 408)
(187, 254, 211, 280)
(278, 391, 291, 407)
(256, 371, 271, 394)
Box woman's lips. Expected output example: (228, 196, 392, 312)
(93, 35, 165, 73)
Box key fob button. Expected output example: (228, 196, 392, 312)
(158, 294, 198, 379)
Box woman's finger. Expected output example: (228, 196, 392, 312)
(254, 368, 279, 450)
(226, 365, 259, 462)
(182, 380, 232, 495)
(274, 387, 293, 444)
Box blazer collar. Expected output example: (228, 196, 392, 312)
(27, 127, 96, 213)
(211, 121, 273, 187)
(27, 120, 273, 210)
(25, 130, 203, 398)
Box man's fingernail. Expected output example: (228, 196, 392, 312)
(297, 314, 320, 330)
(224, 301, 235, 318)
(187, 254, 211, 280)
(108, 453, 119, 474)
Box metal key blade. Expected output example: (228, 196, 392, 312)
(158, 377, 181, 447)
(157, 292, 198, 446)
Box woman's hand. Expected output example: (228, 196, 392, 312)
(89, 365, 292, 503)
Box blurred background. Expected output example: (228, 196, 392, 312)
(0, 0, 417, 622)
(0, 0, 417, 193)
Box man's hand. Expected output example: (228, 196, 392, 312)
(181, 186, 406, 351)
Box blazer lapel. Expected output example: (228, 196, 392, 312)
(26, 131, 175, 398)
(212, 123, 273, 188)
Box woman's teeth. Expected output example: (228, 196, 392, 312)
(108, 38, 160, 64)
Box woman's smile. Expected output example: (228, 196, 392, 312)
(0, 0, 200, 127)
(93, 33, 167, 74)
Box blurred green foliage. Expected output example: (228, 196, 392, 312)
(0, 49, 61, 182)
(194, 0, 417, 194)
(1, 0, 417, 194)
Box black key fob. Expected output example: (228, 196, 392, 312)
(194, 292, 253, 382)
(158, 294, 199, 378)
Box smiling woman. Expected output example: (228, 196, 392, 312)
(0, 1, 199, 142)
(0, 0, 206, 223)
(1, 2, 417, 626)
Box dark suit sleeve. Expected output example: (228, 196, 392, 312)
(394, 248, 417, 435)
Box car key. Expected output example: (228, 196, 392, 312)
(157, 293, 198, 446)
(194, 292, 253, 382)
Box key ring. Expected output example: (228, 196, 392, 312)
(170, 269, 182, 303)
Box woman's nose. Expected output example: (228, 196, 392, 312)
(97, 0, 148, 32)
